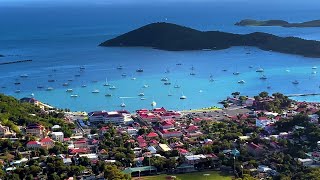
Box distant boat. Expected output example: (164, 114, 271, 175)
(46, 87, 54, 91)
(48, 79, 55, 82)
(174, 85, 181, 88)
(81, 84, 87, 87)
(136, 68, 143, 72)
(312, 71, 317, 74)
(164, 82, 171, 85)
(151, 101, 157, 107)
(92, 80, 98, 83)
(190, 66, 195, 70)
(260, 75, 267, 80)
(248, 66, 253, 68)
(190, 72, 196, 76)
(75, 74, 81, 77)
(109, 86, 116, 90)
(66, 89, 73, 92)
(312, 66, 317, 69)
(161, 77, 169, 81)
(103, 78, 110, 86)
(165, 69, 170, 73)
(176, 63, 182, 66)
(180, 95, 187, 99)
(80, 66, 85, 70)
(120, 102, 126, 107)
(117, 65, 123, 70)
(238, 80, 245, 84)
(15, 90, 21, 93)
(92, 89, 100, 93)
(20, 74, 28, 78)
(222, 69, 227, 72)
(70, 94, 78, 98)
(121, 73, 127, 77)
(285, 69, 290, 72)
(143, 84, 149, 88)
(37, 85, 44, 89)
(209, 75, 214, 82)
(63, 83, 69, 86)
(140, 97, 146, 100)
(131, 77, 136, 80)
(105, 93, 112, 97)
(292, 80, 299, 84)
(256, 68, 264, 72)
(233, 72, 240, 75)
(267, 86, 271, 89)
(14, 82, 21, 85)
(138, 92, 145, 96)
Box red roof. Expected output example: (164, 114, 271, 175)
(27, 141, 40, 145)
(74, 140, 87, 144)
(176, 148, 188, 154)
(187, 125, 198, 132)
(146, 132, 159, 138)
(153, 107, 167, 112)
(161, 121, 173, 126)
(258, 117, 268, 121)
(40, 137, 53, 143)
(69, 148, 88, 154)
(247, 142, 261, 150)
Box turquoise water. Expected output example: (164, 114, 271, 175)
(1, 1, 320, 112)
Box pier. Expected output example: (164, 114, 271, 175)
(0, 59, 32, 65)
(286, 93, 320, 97)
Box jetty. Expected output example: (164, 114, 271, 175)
(286, 93, 320, 97)
(0, 59, 32, 65)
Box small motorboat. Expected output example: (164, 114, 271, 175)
(105, 94, 112, 97)
(70, 94, 78, 98)
(136, 68, 143, 72)
(48, 79, 55, 82)
(256, 68, 264, 72)
(66, 89, 73, 92)
(233, 72, 240, 75)
(20, 74, 28, 78)
(109, 86, 116, 90)
(180, 95, 187, 99)
(292, 80, 299, 85)
(238, 80, 245, 84)
(63, 83, 69, 86)
(92, 89, 100, 93)
(260, 75, 267, 80)
(164, 82, 171, 85)
(138, 93, 145, 96)
(46, 87, 54, 91)
(161, 77, 169, 81)
(15, 90, 21, 93)
(143, 84, 149, 88)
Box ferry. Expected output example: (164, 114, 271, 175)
(238, 80, 245, 84)
(136, 68, 143, 72)
(66, 89, 73, 92)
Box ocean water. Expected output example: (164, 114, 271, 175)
(1, 1, 320, 112)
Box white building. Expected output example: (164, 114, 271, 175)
(89, 111, 132, 124)
(51, 132, 64, 142)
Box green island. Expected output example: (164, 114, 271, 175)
(235, 19, 320, 27)
(99, 22, 320, 58)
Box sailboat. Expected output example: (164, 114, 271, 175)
(174, 81, 181, 88)
(103, 78, 110, 86)
(109, 85, 116, 90)
(120, 99, 126, 107)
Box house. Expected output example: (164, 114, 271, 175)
(26, 124, 45, 138)
(185, 125, 199, 133)
(158, 144, 172, 152)
(137, 112, 161, 123)
(51, 132, 64, 142)
(158, 129, 182, 138)
(308, 114, 319, 123)
(74, 139, 88, 148)
(245, 98, 255, 106)
(127, 127, 138, 135)
(40, 137, 55, 148)
(185, 154, 206, 165)
(146, 132, 159, 140)
(298, 158, 314, 166)
(26, 141, 41, 149)
(160, 121, 174, 130)
(99, 126, 109, 135)
(0, 125, 10, 137)
(246, 142, 264, 157)
(256, 117, 274, 128)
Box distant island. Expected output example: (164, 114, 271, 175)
(235, 19, 320, 27)
(99, 22, 320, 58)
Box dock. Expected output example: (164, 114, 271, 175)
(0, 59, 32, 65)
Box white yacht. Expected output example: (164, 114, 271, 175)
(260, 75, 267, 80)
(256, 68, 264, 72)
(66, 89, 73, 92)
(238, 80, 246, 84)
(81, 84, 87, 87)
(46, 87, 54, 91)
(292, 80, 299, 84)
(180, 95, 187, 99)
(103, 78, 110, 86)
(92, 89, 100, 93)
(312, 66, 317, 69)
(140, 97, 146, 100)
(70, 94, 78, 98)
(138, 92, 145, 96)
(120, 102, 126, 107)
(109, 86, 116, 90)
(161, 77, 169, 81)
(20, 74, 28, 78)
(151, 101, 157, 107)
